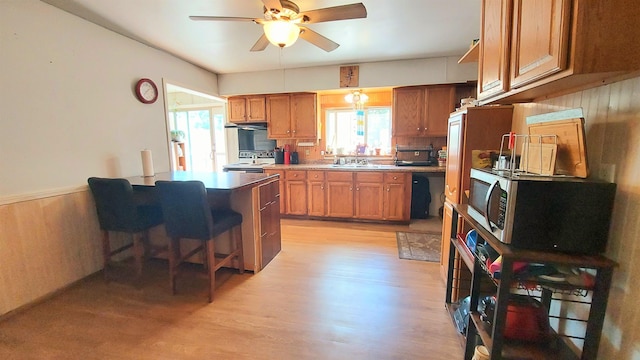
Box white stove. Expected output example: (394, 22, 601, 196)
(223, 151, 275, 173)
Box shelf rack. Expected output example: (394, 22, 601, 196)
(445, 204, 617, 360)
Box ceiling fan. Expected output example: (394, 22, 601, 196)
(189, 0, 367, 52)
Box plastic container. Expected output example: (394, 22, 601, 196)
(472, 345, 489, 360)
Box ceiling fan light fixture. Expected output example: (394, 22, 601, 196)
(263, 20, 300, 48)
(345, 90, 368, 107)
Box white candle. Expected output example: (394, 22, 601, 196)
(141, 149, 154, 177)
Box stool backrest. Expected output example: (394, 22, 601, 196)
(87, 177, 137, 232)
(155, 180, 214, 240)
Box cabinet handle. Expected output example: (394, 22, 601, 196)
(417, 127, 421, 131)
(314, 175, 318, 178)
(393, 176, 398, 180)
(350, 187, 353, 191)
(292, 130, 296, 133)
(287, 130, 290, 133)
(321, 185, 324, 190)
(293, 174, 297, 177)
(356, 187, 360, 191)
(387, 187, 390, 192)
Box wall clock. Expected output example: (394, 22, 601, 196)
(340, 65, 359, 88)
(135, 78, 158, 104)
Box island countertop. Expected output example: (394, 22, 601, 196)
(263, 164, 446, 173)
(125, 171, 279, 190)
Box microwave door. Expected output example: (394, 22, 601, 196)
(485, 181, 500, 231)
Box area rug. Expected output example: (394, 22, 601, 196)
(396, 232, 442, 262)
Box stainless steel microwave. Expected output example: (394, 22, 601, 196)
(467, 168, 616, 254)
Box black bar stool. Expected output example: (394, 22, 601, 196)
(155, 180, 244, 302)
(87, 177, 164, 280)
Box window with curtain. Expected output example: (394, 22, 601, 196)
(325, 107, 392, 156)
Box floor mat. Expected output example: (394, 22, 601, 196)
(396, 232, 442, 262)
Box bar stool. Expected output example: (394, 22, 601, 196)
(155, 180, 244, 302)
(87, 177, 164, 280)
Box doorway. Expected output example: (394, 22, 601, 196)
(164, 83, 228, 172)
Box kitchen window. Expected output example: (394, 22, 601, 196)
(325, 107, 392, 156)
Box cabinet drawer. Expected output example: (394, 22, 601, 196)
(326, 171, 353, 182)
(355, 172, 383, 183)
(384, 173, 406, 184)
(285, 170, 306, 180)
(307, 171, 325, 181)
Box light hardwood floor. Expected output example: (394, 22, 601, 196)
(0, 218, 463, 360)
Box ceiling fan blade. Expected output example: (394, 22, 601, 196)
(189, 16, 261, 23)
(299, 27, 339, 52)
(262, 0, 283, 13)
(300, 3, 367, 23)
(250, 34, 270, 52)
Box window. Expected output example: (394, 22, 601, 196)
(325, 107, 392, 156)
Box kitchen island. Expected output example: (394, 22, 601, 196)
(126, 171, 281, 272)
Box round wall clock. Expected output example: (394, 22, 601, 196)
(135, 78, 158, 104)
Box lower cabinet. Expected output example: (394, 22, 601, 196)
(266, 169, 412, 222)
(326, 171, 354, 218)
(258, 179, 281, 269)
(307, 171, 326, 216)
(354, 172, 384, 219)
(383, 173, 410, 221)
(285, 170, 307, 215)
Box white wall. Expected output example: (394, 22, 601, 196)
(218, 57, 478, 96)
(0, 0, 219, 198)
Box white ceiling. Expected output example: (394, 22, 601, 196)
(41, 0, 481, 75)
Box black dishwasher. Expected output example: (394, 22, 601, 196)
(410, 175, 431, 218)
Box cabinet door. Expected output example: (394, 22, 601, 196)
(326, 172, 354, 218)
(478, 0, 512, 100)
(440, 201, 454, 282)
(307, 171, 325, 216)
(290, 93, 317, 139)
(354, 173, 384, 219)
(266, 95, 292, 138)
(246, 96, 266, 122)
(392, 87, 423, 136)
(444, 114, 464, 203)
(228, 97, 247, 123)
(286, 180, 308, 215)
(509, 0, 571, 88)
(383, 173, 408, 221)
(424, 85, 456, 136)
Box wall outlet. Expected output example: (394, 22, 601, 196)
(599, 163, 616, 183)
(305, 149, 310, 156)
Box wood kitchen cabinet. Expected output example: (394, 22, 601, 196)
(307, 171, 326, 216)
(444, 106, 513, 204)
(326, 171, 354, 218)
(258, 179, 281, 269)
(267, 93, 317, 139)
(477, 0, 511, 100)
(284, 170, 307, 215)
(228, 96, 266, 123)
(383, 172, 410, 221)
(478, 0, 640, 104)
(264, 169, 285, 212)
(354, 172, 384, 220)
(393, 85, 456, 137)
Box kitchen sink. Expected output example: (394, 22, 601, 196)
(330, 164, 381, 169)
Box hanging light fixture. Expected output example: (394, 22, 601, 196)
(263, 20, 300, 48)
(345, 90, 369, 109)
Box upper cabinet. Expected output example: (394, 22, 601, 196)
(479, 0, 640, 104)
(228, 95, 266, 123)
(267, 93, 317, 139)
(393, 85, 456, 137)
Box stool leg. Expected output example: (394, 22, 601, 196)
(101, 230, 111, 281)
(205, 239, 216, 303)
(168, 237, 180, 295)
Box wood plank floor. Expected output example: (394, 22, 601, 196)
(0, 218, 463, 359)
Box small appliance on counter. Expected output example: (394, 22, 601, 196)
(394, 144, 437, 166)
